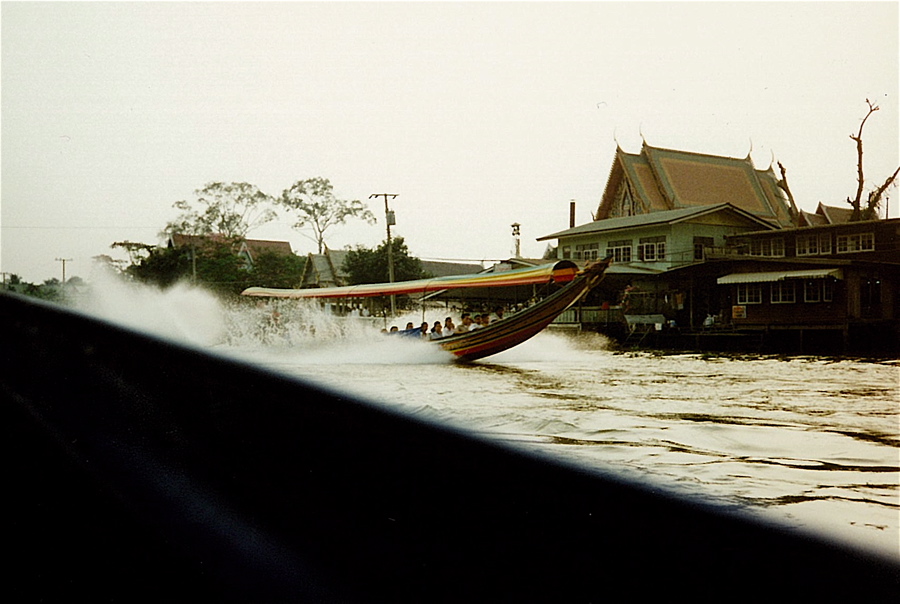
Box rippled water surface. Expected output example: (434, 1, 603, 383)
(221, 316, 899, 561)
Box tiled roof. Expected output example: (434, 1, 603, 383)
(169, 234, 294, 261)
(596, 144, 795, 227)
(421, 260, 482, 278)
(819, 203, 854, 224)
(241, 239, 293, 258)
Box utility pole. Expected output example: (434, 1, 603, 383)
(55, 257, 73, 285)
(511, 223, 521, 258)
(370, 193, 398, 316)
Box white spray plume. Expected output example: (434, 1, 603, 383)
(74, 271, 227, 347)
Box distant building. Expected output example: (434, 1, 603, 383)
(538, 143, 899, 355)
(299, 248, 483, 290)
(300, 249, 350, 289)
(797, 202, 854, 227)
(167, 234, 294, 270)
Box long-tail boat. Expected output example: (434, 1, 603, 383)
(241, 258, 612, 361)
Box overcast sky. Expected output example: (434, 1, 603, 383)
(2, 1, 898, 283)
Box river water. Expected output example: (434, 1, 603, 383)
(76, 281, 900, 561)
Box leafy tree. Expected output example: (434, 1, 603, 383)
(1, 273, 62, 302)
(342, 237, 429, 285)
(280, 177, 375, 253)
(251, 251, 307, 289)
(166, 182, 277, 239)
(125, 244, 191, 288)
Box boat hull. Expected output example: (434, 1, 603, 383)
(438, 259, 611, 361)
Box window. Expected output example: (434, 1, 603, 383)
(748, 238, 785, 257)
(561, 246, 571, 259)
(606, 239, 632, 263)
(638, 236, 666, 262)
(797, 234, 832, 256)
(693, 237, 714, 261)
(836, 233, 874, 254)
(737, 283, 762, 304)
(803, 279, 836, 303)
(771, 281, 795, 304)
(804, 280, 821, 303)
(575, 243, 599, 261)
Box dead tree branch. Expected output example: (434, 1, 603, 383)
(776, 161, 800, 225)
(848, 99, 879, 220)
(863, 166, 900, 220)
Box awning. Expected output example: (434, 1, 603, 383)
(717, 268, 843, 285)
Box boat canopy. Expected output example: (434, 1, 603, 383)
(242, 260, 580, 299)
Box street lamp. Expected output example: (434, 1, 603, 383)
(511, 223, 521, 258)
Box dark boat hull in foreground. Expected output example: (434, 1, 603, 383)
(2, 292, 897, 602)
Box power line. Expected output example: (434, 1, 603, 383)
(2, 225, 161, 230)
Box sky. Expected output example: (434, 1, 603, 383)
(2, 1, 898, 284)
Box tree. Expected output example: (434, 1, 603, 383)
(280, 177, 376, 253)
(342, 237, 429, 285)
(250, 251, 307, 289)
(124, 244, 191, 288)
(847, 99, 900, 221)
(166, 182, 277, 239)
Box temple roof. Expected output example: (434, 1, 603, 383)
(596, 143, 795, 227)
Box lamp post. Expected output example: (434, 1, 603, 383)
(511, 223, 521, 258)
(370, 193, 398, 315)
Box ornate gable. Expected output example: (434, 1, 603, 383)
(595, 143, 795, 227)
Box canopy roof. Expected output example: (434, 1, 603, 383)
(717, 268, 844, 284)
(242, 261, 580, 299)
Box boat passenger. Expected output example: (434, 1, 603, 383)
(420, 322, 430, 338)
(430, 321, 444, 339)
(469, 314, 483, 330)
(455, 314, 473, 334)
(389, 326, 399, 333)
(444, 316, 456, 335)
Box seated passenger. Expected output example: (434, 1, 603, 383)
(455, 314, 473, 334)
(430, 321, 444, 339)
(444, 316, 456, 335)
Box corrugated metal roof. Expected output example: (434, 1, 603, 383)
(538, 203, 775, 241)
(717, 268, 843, 284)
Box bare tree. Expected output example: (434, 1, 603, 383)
(847, 99, 899, 221)
(775, 161, 800, 225)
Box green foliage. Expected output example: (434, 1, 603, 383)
(118, 238, 306, 297)
(1, 274, 64, 302)
(251, 251, 307, 289)
(280, 177, 376, 253)
(125, 244, 191, 288)
(342, 237, 429, 285)
(166, 182, 277, 239)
